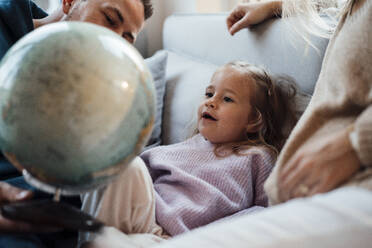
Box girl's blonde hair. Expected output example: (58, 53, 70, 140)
(213, 62, 298, 157)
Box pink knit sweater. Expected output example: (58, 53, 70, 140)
(140, 134, 275, 236)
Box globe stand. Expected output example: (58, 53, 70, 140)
(1, 170, 104, 232)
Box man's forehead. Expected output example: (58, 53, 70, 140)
(99, 0, 145, 30)
(103, 0, 145, 19)
(100, 0, 143, 8)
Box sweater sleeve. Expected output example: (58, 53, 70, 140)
(139, 150, 156, 180)
(351, 105, 372, 167)
(214, 152, 275, 224)
(252, 151, 275, 207)
(140, 148, 170, 181)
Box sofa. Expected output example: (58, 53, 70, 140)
(142, 13, 372, 248)
(79, 13, 372, 248)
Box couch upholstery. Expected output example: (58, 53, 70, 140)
(159, 13, 329, 145)
(151, 187, 372, 248)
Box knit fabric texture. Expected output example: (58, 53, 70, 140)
(140, 134, 274, 236)
(265, 0, 372, 204)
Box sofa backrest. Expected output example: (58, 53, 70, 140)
(161, 13, 329, 145)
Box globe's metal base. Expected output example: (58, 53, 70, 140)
(1, 199, 104, 232)
(23, 169, 96, 196)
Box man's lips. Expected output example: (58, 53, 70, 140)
(201, 111, 217, 121)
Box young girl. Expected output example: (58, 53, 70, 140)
(80, 61, 298, 245)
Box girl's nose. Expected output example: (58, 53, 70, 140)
(205, 99, 216, 108)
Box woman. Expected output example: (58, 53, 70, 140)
(228, 0, 372, 204)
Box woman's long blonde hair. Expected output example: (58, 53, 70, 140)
(282, 0, 352, 48)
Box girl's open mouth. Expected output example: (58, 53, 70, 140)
(202, 112, 217, 121)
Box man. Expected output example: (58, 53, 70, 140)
(0, 0, 152, 244)
(0, 0, 152, 58)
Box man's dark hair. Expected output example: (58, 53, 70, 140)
(141, 0, 153, 19)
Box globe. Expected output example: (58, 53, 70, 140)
(0, 22, 155, 195)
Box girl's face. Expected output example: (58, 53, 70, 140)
(197, 66, 256, 144)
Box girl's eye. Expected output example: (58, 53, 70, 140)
(224, 96, 234, 102)
(205, 92, 213, 98)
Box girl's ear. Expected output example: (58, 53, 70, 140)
(62, 0, 74, 14)
(245, 111, 263, 134)
(246, 119, 263, 134)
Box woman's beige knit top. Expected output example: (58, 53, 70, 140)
(265, 0, 372, 204)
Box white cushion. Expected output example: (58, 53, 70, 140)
(162, 51, 218, 145)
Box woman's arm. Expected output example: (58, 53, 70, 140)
(349, 106, 372, 167)
(227, 1, 282, 36)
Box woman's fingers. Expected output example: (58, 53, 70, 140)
(307, 173, 339, 197)
(276, 128, 363, 204)
(226, 11, 238, 29)
(279, 152, 301, 181)
(227, 2, 282, 35)
(227, 8, 245, 33)
(278, 162, 308, 201)
(229, 15, 252, 35)
(279, 153, 321, 201)
(227, 4, 253, 35)
(292, 177, 321, 199)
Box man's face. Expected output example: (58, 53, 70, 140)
(63, 0, 145, 44)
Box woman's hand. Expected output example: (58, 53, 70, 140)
(278, 128, 361, 202)
(227, 1, 282, 36)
